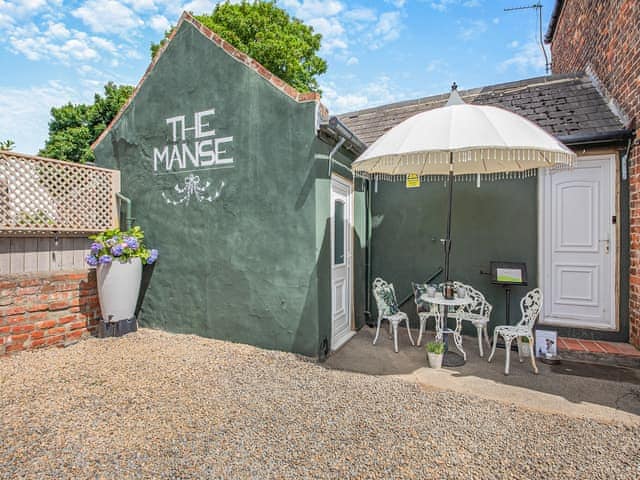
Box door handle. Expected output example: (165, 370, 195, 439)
(599, 239, 610, 254)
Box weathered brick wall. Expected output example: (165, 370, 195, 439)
(550, 0, 640, 346)
(0, 270, 100, 355)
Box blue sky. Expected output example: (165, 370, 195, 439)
(0, 0, 554, 154)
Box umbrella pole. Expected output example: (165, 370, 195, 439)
(444, 152, 454, 281)
(442, 152, 464, 367)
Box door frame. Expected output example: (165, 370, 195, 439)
(330, 173, 355, 350)
(537, 153, 618, 331)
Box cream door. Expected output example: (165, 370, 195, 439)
(331, 175, 354, 350)
(540, 155, 616, 330)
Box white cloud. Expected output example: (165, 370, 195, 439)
(0, 0, 59, 27)
(180, 0, 217, 14)
(430, 0, 457, 12)
(430, 0, 481, 10)
(499, 39, 547, 74)
(125, 0, 156, 12)
(308, 16, 346, 52)
(61, 38, 99, 60)
(4, 21, 120, 63)
(385, 0, 406, 7)
(46, 21, 69, 38)
(0, 0, 47, 16)
(91, 36, 118, 55)
(426, 59, 449, 74)
(321, 75, 414, 114)
(346, 56, 358, 65)
(72, 0, 143, 35)
(321, 84, 368, 112)
(282, 0, 344, 20)
(149, 14, 170, 33)
(0, 81, 90, 154)
(457, 19, 487, 40)
(368, 11, 402, 49)
(343, 7, 377, 22)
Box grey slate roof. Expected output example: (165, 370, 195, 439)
(338, 73, 625, 146)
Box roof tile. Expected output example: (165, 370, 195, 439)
(338, 73, 625, 146)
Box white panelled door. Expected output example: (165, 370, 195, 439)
(331, 175, 354, 350)
(540, 155, 616, 330)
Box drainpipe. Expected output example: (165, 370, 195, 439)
(621, 134, 633, 181)
(116, 192, 134, 230)
(364, 178, 373, 325)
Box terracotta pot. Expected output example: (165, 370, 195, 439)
(96, 257, 142, 323)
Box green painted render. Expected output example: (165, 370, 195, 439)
(369, 162, 629, 343)
(93, 20, 364, 357)
(369, 177, 539, 334)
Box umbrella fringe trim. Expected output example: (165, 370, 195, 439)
(353, 148, 575, 178)
(353, 169, 542, 183)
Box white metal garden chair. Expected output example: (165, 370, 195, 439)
(372, 277, 414, 353)
(447, 281, 492, 357)
(488, 288, 542, 375)
(412, 282, 438, 347)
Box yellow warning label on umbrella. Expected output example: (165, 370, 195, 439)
(406, 173, 420, 188)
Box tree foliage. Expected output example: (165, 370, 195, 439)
(39, 82, 134, 163)
(0, 139, 15, 151)
(151, 1, 327, 93)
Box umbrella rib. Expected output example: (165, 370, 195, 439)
(370, 156, 384, 175)
(390, 155, 403, 177)
(514, 154, 523, 171)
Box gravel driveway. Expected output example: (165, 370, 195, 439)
(1, 329, 638, 479)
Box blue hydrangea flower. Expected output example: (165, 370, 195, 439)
(106, 237, 118, 247)
(90, 242, 102, 254)
(124, 237, 138, 249)
(99, 255, 113, 264)
(111, 244, 124, 257)
(85, 254, 98, 267)
(148, 249, 159, 264)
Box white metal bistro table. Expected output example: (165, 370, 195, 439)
(419, 292, 473, 363)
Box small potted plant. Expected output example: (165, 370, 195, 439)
(426, 341, 445, 369)
(517, 336, 531, 357)
(86, 226, 158, 335)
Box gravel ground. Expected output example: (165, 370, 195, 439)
(1, 329, 639, 479)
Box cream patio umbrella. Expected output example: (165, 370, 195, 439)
(352, 84, 576, 281)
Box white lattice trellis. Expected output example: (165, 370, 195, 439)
(0, 151, 120, 234)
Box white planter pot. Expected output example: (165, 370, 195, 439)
(96, 257, 142, 323)
(518, 340, 531, 358)
(427, 352, 444, 369)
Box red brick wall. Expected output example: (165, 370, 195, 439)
(0, 270, 100, 355)
(549, 0, 640, 346)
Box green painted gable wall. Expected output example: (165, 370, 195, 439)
(94, 21, 363, 357)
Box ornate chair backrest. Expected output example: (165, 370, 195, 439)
(372, 277, 399, 316)
(518, 288, 543, 329)
(453, 281, 491, 316)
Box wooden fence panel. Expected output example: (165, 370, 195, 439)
(0, 236, 90, 274)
